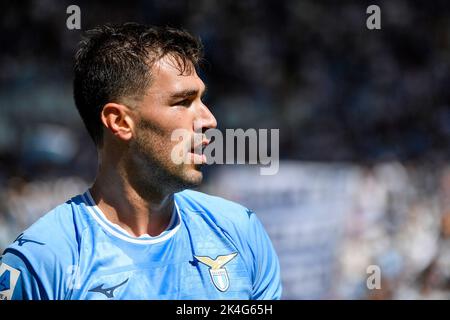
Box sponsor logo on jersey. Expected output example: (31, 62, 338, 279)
(88, 278, 129, 299)
(13, 233, 45, 247)
(194, 252, 238, 292)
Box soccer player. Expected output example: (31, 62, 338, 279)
(0, 23, 281, 300)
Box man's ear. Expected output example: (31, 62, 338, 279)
(101, 103, 134, 142)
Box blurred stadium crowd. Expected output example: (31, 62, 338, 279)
(1, 0, 450, 299)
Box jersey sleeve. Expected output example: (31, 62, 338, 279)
(0, 202, 82, 300)
(247, 212, 282, 300)
(0, 250, 48, 300)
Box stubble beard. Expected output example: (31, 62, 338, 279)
(126, 127, 203, 199)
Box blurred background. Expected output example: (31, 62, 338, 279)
(1, 0, 450, 299)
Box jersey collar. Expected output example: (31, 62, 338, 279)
(81, 190, 181, 245)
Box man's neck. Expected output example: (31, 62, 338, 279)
(89, 167, 174, 238)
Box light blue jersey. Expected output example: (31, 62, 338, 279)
(0, 189, 281, 300)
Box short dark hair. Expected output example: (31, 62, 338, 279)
(73, 23, 203, 146)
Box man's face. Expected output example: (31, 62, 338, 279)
(126, 55, 217, 194)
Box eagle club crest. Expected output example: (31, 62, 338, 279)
(194, 253, 238, 292)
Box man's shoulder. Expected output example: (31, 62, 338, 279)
(175, 189, 256, 230)
(2, 194, 85, 268)
(0, 195, 87, 299)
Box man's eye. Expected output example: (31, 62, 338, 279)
(175, 99, 192, 107)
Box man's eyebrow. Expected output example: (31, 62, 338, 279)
(169, 86, 208, 99)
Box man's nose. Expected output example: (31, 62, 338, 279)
(196, 103, 217, 133)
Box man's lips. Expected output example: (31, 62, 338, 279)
(190, 137, 210, 153)
(187, 138, 209, 164)
(187, 152, 207, 164)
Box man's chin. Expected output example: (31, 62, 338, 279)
(172, 165, 203, 190)
(183, 167, 204, 186)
